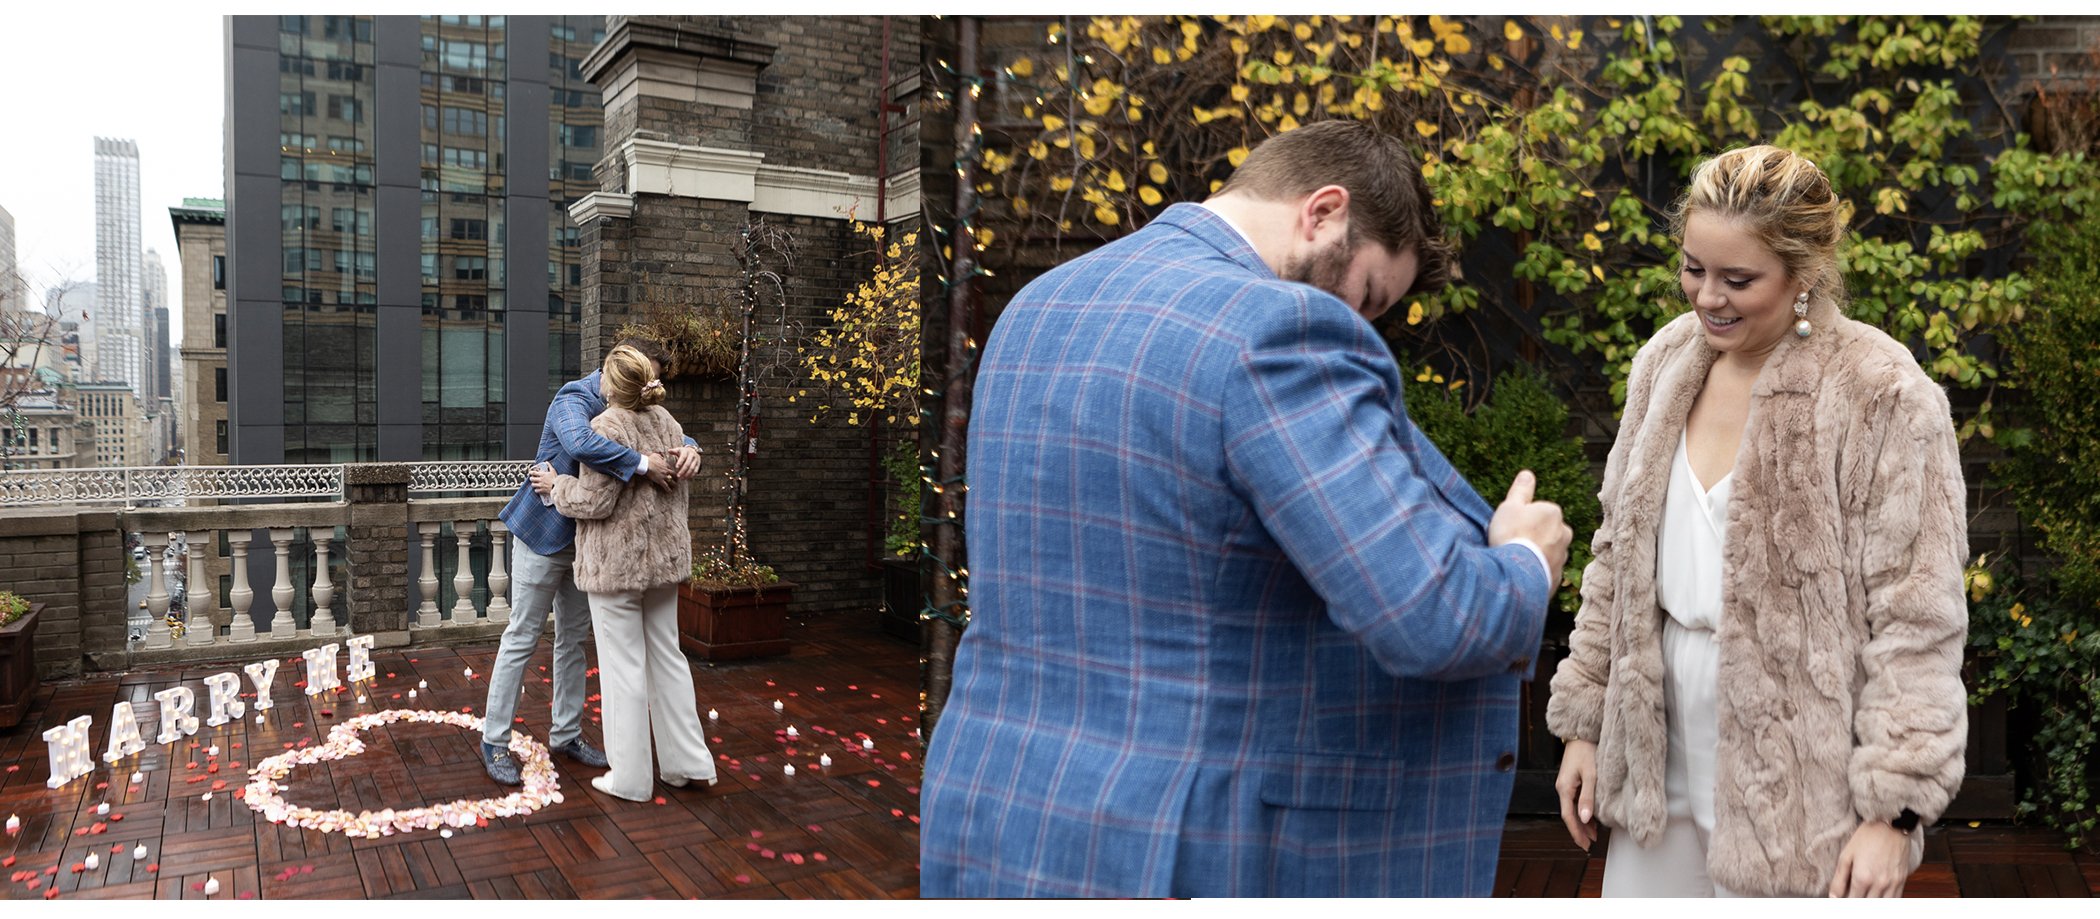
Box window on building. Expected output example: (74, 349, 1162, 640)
(215, 367, 227, 402)
(449, 218, 486, 240)
(213, 313, 226, 347)
(212, 256, 226, 290)
(327, 95, 363, 123)
(453, 256, 487, 280)
(442, 106, 488, 136)
(279, 91, 316, 117)
(216, 420, 227, 455)
(420, 253, 438, 284)
(558, 124, 597, 149)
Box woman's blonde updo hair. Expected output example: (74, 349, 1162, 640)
(602, 344, 666, 411)
(1670, 145, 1849, 307)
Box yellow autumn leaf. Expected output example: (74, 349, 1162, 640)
(1084, 93, 1116, 117)
(1569, 29, 1584, 50)
(1293, 92, 1310, 116)
(1594, 220, 1612, 232)
(1010, 57, 1035, 78)
(1050, 175, 1074, 192)
(1153, 47, 1172, 65)
(1043, 114, 1066, 132)
(1078, 134, 1098, 159)
(1231, 83, 1250, 102)
(1094, 204, 1120, 225)
(1583, 233, 1603, 252)
(1279, 114, 1300, 132)
(1106, 169, 1127, 192)
(1420, 161, 1437, 179)
(1127, 106, 1143, 122)
(1489, 53, 1506, 71)
(1415, 120, 1439, 138)
(1294, 22, 1312, 40)
(975, 227, 996, 247)
(1406, 302, 1424, 325)
(1148, 162, 1168, 184)
(1227, 146, 1250, 167)
(1591, 264, 1605, 281)
(1504, 20, 1522, 41)
(1273, 50, 1294, 66)
(1139, 185, 1163, 206)
(1028, 140, 1049, 160)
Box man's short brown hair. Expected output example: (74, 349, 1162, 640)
(1214, 120, 1452, 294)
(614, 335, 674, 379)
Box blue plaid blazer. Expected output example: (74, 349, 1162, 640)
(499, 371, 694, 556)
(919, 204, 1553, 897)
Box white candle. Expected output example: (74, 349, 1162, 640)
(203, 876, 220, 896)
(5, 814, 18, 835)
(132, 844, 147, 861)
(256, 714, 266, 725)
(356, 694, 367, 704)
(130, 772, 143, 785)
(206, 745, 219, 758)
(785, 726, 799, 739)
(418, 680, 428, 689)
(819, 754, 832, 767)
(772, 700, 784, 712)
(84, 851, 99, 870)
(707, 709, 718, 720)
(202, 791, 213, 802)
(463, 668, 474, 678)
(96, 801, 110, 815)
(440, 829, 453, 839)
(862, 738, 874, 751)
(407, 689, 417, 700)
(783, 764, 796, 776)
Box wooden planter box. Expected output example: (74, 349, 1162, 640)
(0, 602, 43, 729)
(677, 581, 794, 661)
(877, 556, 921, 643)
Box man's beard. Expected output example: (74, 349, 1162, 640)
(1281, 236, 1353, 302)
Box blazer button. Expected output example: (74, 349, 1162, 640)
(1495, 752, 1516, 772)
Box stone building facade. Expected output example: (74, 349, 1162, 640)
(572, 16, 921, 615)
(171, 199, 229, 467)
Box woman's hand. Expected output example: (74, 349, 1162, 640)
(1555, 739, 1599, 851)
(1828, 821, 1912, 897)
(528, 463, 558, 495)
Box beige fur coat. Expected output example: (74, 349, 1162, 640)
(548, 405, 692, 594)
(1545, 301, 1969, 896)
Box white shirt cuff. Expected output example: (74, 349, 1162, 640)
(1508, 537, 1555, 593)
(635, 453, 650, 474)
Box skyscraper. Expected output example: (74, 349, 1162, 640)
(93, 137, 145, 399)
(144, 248, 171, 402)
(0, 203, 23, 312)
(224, 14, 604, 463)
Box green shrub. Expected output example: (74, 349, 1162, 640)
(690, 553, 780, 591)
(1408, 368, 1601, 616)
(0, 591, 28, 628)
(881, 441, 922, 557)
(1981, 205, 2100, 847)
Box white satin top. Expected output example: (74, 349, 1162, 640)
(1655, 431, 1732, 632)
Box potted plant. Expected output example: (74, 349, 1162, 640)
(677, 553, 794, 661)
(0, 590, 43, 729)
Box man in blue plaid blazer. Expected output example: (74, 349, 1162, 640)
(921, 122, 1574, 897)
(477, 338, 700, 786)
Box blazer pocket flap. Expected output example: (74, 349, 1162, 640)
(1255, 754, 1409, 811)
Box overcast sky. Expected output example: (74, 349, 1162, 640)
(0, 10, 223, 346)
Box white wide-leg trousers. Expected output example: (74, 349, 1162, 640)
(586, 582, 717, 800)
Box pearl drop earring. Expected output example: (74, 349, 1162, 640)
(1793, 291, 1812, 338)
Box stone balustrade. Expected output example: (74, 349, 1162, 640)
(0, 462, 531, 678)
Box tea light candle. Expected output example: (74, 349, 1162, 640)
(84, 851, 100, 870)
(6, 814, 19, 835)
(783, 764, 796, 776)
(407, 689, 417, 700)
(206, 745, 219, 758)
(418, 680, 428, 690)
(203, 876, 220, 896)
(772, 700, 784, 712)
(819, 754, 832, 767)
(862, 738, 874, 751)
(130, 772, 143, 785)
(202, 791, 213, 802)
(356, 695, 367, 704)
(96, 802, 110, 816)
(785, 726, 799, 739)
(707, 709, 718, 721)
(132, 844, 147, 861)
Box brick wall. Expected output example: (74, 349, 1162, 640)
(0, 510, 123, 680)
(2003, 15, 2100, 83)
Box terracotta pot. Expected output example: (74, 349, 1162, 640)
(676, 581, 793, 661)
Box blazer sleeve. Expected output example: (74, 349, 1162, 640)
(1848, 376, 1969, 825)
(1220, 290, 1550, 682)
(550, 386, 643, 482)
(549, 411, 635, 521)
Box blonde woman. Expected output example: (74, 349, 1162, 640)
(529, 344, 718, 801)
(1548, 146, 1969, 897)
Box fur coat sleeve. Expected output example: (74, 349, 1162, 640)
(1846, 369, 1970, 824)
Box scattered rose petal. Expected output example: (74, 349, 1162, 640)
(733, 874, 750, 885)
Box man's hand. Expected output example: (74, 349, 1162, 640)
(669, 445, 702, 480)
(528, 463, 558, 496)
(642, 453, 675, 492)
(1489, 469, 1573, 577)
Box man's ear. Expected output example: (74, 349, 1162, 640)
(1298, 185, 1352, 243)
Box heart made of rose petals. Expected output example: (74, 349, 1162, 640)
(243, 709, 563, 838)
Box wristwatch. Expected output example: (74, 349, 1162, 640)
(1890, 808, 1921, 834)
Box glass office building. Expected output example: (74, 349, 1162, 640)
(227, 15, 604, 463)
